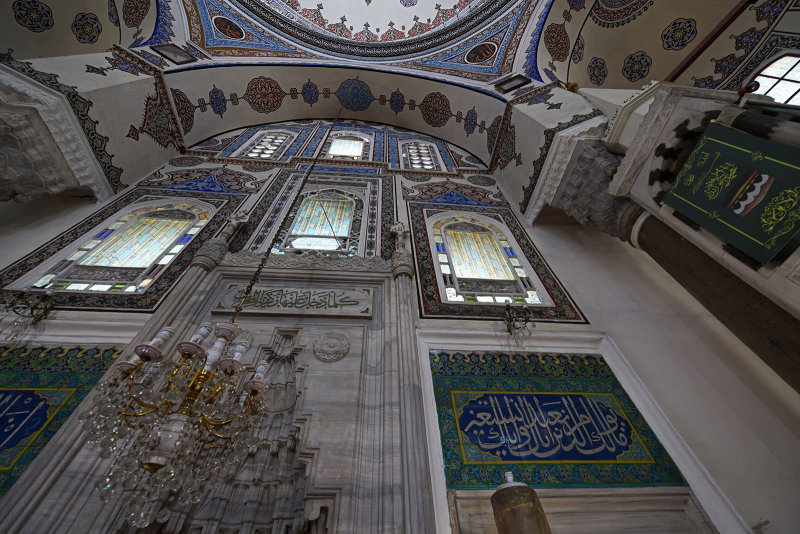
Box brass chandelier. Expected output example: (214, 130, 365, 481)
(83, 111, 345, 528)
(83, 263, 270, 527)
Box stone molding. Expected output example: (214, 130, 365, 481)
(628, 208, 651, 250)
(523, 115, 607, 225)
(0, 66, 113, 202)
(191, 237, 229, 271)
(602, 80, 662, 154)
(312, 332, 351, 363)
(0, 109, 86, 202)
(390, 221, 415, 279)
(223, 250, 393, 272)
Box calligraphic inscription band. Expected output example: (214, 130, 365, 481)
(466, 42, 498, 64)
(663, 123, 800, 264)
(430, 351, 684, 489)
(0, 345, 120, 497)
(0, 389, 72, 469)
(215, 284, 373, 317)
(455, 391, 650, 463)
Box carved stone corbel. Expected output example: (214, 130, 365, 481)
(390, 221, 414, 279)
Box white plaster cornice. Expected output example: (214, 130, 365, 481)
(0, 65, 113, 202)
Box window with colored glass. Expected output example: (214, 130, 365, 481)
(29, 202, 212, 294)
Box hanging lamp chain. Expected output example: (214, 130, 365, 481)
(229, 107, 344, 323)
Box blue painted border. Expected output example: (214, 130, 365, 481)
(165, 62, 507, 101)
(523, 0, 556, 82)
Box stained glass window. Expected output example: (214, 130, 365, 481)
(79, 217, 193, 268)
(444, 230, 514, 280)
(287, 198, 353, 250)
(27, 202, 213, 293)
(430, 214, 546, 306)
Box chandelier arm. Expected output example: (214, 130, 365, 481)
(201, 414, 241, 428)
(120, 407, 158, 417)
(201, 419, 236, 440)
(123, 364, 143, 391)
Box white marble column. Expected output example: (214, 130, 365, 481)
(390, 222, 435, 533)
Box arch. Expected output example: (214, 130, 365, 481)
(163, 64, 507, 178)
(750, 53, 800, 104)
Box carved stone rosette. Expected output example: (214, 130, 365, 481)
(312, 332, 351, 363)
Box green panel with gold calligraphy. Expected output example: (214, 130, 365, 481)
(663, 123, 800, 264)
(429, 351, 685, 489)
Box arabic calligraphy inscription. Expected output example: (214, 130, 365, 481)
(456, 392, 646, 463)
(216, 284, 373, 317)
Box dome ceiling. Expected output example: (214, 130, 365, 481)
(235, 0, 516, 58)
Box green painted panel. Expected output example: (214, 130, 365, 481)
(663, 123, 800, 264)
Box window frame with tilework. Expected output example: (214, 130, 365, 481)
(14, 199, 216, 295)
(232, 129, 295, 160)
(321, 132, 373, 161)
(270, 187, 368, 257)
(399, 140, 444, 171)
(426, 212, 553, 306)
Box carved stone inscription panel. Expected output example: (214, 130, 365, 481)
(214, 283, 373, 317)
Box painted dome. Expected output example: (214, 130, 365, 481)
(238, 0, 514, 58)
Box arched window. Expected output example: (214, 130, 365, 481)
(272, 189, 364, 256)
(752, 54, 800, 104)
(25, 200, 213, 293)
(400, 141, 443, 171)
(428, 213, 552, 306)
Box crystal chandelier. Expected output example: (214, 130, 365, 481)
(83, 250, 273, 528)
(83, 112, 344, 528)
(83, 319, 268, 527)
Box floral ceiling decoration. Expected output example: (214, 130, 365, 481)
(182, 0, 309, 58)
(399, 0, 535, 82)
(187, 0, 517, 58)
